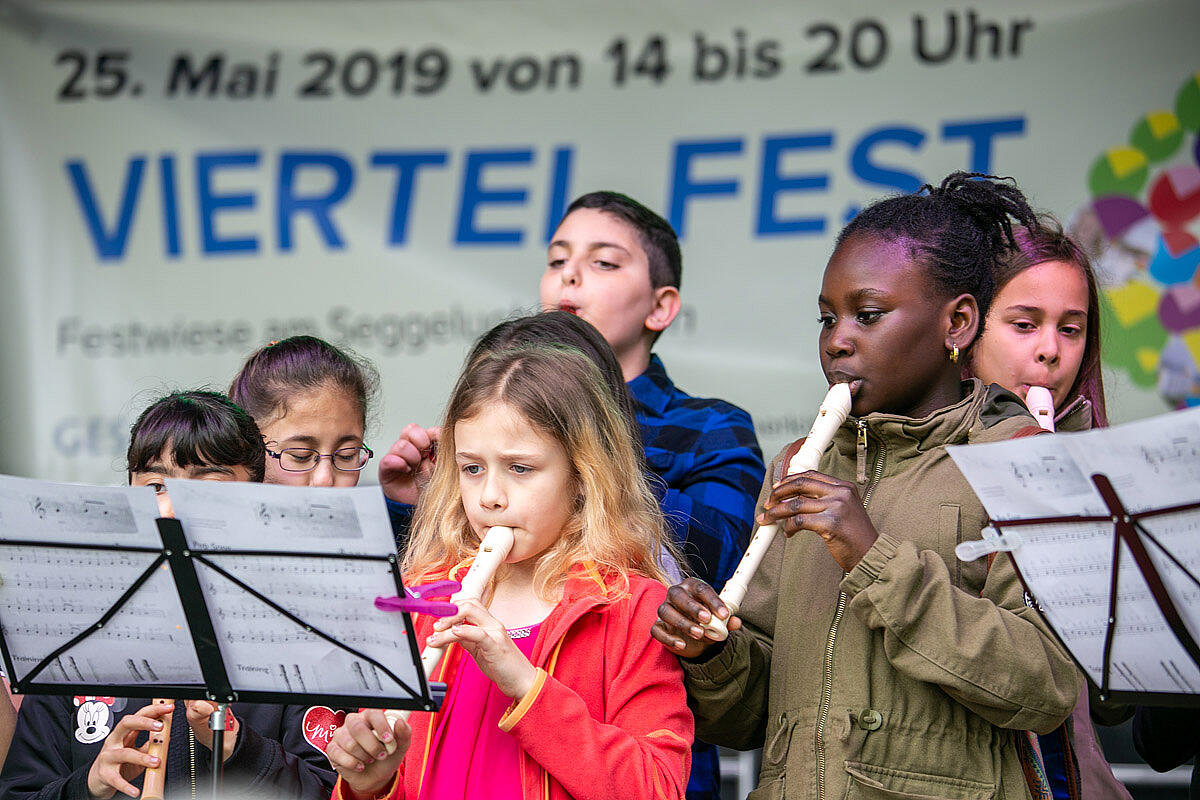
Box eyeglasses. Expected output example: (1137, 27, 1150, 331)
(265, 445, 374, 473)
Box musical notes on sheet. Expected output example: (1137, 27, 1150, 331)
(0, 475, 161, 547)
(0, 476, 425, 702)
(197, 549, 417, 695)
(28, 495, 136, 532)
(165, 480, 390, 555)
(223, 629, 398, 648)
(1009, 455, 1091, 494)
(0, 537, 204, 686)
(1140, 434, 1200, 482)
(159, 482, 419, 697)
(254, 496, 363, 539)
(948, 407, 1200, 697)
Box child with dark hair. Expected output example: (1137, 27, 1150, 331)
(230, 336, 379, 489)
(655, 173, 1080, 800)
(126, 390, 265, 514)
(539, 191, 763, 800)
(967, 219, 1129, 800)
(560, 190, 684, 296)
(0, 389, 339, 800)
(539, 192, 763, 558)
(539, 191, 763, 589)
(969, 219, 1108, 429)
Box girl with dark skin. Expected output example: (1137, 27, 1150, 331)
(652, 230, 984, 649)
(651, 174, 1080, 800)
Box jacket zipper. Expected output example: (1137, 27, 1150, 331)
(862, 421, 887, 508)
(856, 422, 868, 483)
(816, 420, 886, 800)
(189, 727, 196, 800)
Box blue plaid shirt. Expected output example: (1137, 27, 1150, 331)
(629, 355, 765, 591)
(629, 355, 765, 800)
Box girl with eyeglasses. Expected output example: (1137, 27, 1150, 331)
(230, 336, 380, 488)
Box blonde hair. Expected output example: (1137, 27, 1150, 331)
(403, 345, 675, 600)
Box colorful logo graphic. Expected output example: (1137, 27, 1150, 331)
(1078, 71, 1200, 408)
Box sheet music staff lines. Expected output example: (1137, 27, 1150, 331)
(191, 552, 420, 700)
(253, 497, 363, 539)
(7, 553, 168, 686)
(0, 475, 437, 711)
(947, 407, 1200, 706)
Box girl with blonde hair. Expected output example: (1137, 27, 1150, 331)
(328, 345, 693, 800)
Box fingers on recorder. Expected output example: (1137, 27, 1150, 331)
(760, 471, 857, 537)
(87, 704, 173, 798)
(326, 709, 409, 775)
(652, 578, 741, 659)
(761, 471, 878, 572)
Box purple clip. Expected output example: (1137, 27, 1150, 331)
(374, 579, 462, 618)
(407, 579, 460, 599)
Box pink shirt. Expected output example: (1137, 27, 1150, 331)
(420, 624, 541, 800)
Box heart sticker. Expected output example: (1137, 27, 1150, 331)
(302, 706, 347, 752)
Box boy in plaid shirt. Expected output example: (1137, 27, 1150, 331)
(540, 191, 764, 800)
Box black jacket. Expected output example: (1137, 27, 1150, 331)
(0, 695, 337, 799)
(1133, 705, 1199, 800)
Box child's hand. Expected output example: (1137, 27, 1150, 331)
(378, 424, 440, 505)
(85, 701, 173, 798)
(426, 598, 538, 699)
(759, 471, 878, 572)
(652, 578, 742, 658)
(185, 700, 238, 763)
(326, 710, 410, 799)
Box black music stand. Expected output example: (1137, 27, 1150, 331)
(0, 478, 441, 799)
(988, 473, 1200, 707)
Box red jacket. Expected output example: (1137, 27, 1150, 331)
(334, 568, 693, 800)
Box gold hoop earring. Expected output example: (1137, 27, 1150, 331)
(949, 344, 959, 364)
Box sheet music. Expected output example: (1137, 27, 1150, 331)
(165, 481, 422, 698)
(948, 407, 1200, 696)
(198, 555, 418, 695)
(0, 475, 162, 547)
(0, 477, 203, 685)
(1065, 410, 1200, 514)
(164, 480, 392, 555)
(950, 407, 1200, 520)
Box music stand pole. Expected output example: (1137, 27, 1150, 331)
(209, 702, 230, 799)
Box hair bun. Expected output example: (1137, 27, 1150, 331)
(925, 172, 1036, 251)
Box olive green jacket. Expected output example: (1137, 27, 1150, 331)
(682, 382, 1081, 800)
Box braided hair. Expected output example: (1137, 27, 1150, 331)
(838, 172, 1038, 336)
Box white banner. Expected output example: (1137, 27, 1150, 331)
(1, 0, 1197, 484)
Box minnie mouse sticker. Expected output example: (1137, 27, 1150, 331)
(73, 696, 116, 744)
